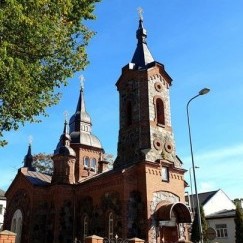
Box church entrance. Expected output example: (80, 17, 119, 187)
(160, 226, 178, 243)
(155, 201, 192, 243)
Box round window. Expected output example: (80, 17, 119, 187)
(153, 139, 163, 150)
(154, 82, 163, 92)
(164, 142, 173, 153)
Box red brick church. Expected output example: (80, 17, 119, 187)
(4, 15, 191, 243)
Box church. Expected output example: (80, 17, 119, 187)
(3, 14, 191, 243)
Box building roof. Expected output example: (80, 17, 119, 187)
(206, 209, 235, 219)
(21, 169, 51, 186)
(0, 189, 6, 200)
(188, 190, 219, 210)
(131, 16, 154, 69)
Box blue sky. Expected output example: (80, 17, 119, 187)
(1, 0, 243, 200)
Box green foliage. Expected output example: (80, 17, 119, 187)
(191, 205, 208, 243)
(191, 210, 200, 243)
(200, 205, 208, 241)
(235, 203, 243, 243)
(0, 0, 100, 146)
(32, 153, 53, 175)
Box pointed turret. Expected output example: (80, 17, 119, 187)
(131, 11, 154, 69)
(23, 143, 35, 171)
(68, 76, 105, 181)
(69, 78, 102, 149)
(52, 119, 76, 184)
(54, 119, 76, 157)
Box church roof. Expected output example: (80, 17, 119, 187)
(131, 15, 154, 69)
(21, 170, 51, 186)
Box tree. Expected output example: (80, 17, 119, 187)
(32, 153, 53, 175)
(235, 203, 243, 243)
(191, 205, 208, 242)
(0, 0, 100, 146)
(200, 205, 208, 241)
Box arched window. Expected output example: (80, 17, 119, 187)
(83, 215, 88, 241)
(126, 101, 132, 126)
(91, 158, 96, 171)
(156, 98, 165, 125)
(11, 209, 23, 243)
(108, 212, 114, 239)
(84, 157, 89, 168)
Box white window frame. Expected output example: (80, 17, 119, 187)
(91, 158, 96, 171)
(161, 166, 169, 182)
(216, 224, 228, 238)
(84, 157, 89, 168)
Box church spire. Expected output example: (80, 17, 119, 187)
(54, 118, 76, 157)
(76, 75, 87, 115)
(23, 138, 35, 171)
(131, 8, 154, 69)
(69, 76, 103, 149)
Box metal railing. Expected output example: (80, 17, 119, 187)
(103, 235, 129, 243)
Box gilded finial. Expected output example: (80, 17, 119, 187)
(137, 7, 143, 21)
(79, 75, 85, 91)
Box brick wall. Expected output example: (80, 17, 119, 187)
(0, 230, 16, 243)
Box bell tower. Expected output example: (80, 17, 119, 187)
(114, 13, 180, 169)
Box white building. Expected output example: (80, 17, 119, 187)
(188, 189, 236, 243)
(0, 189, 6, 231)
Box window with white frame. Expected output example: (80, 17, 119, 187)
(216, 224, 228, 238)
(108, 212, 114, 239)
(91, 158, 96, 171)
(0, 204, 3, 215)
(161, 166, 169, 182)
(84, 157, 89, 168)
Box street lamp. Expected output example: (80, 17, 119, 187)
(189, 166, 199, 215)
(186, 88, 210, 243)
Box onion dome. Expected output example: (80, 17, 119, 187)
(69, 81, 103, 149)
(54, 120, 76, 157)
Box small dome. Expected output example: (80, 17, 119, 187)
(54, 145, 76, 157)
(54, 121, 76, 157)
(70, 131, 102, 149)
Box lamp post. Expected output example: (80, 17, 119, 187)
(186, 88, 210, 243)
(189, 166, 199, 215)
